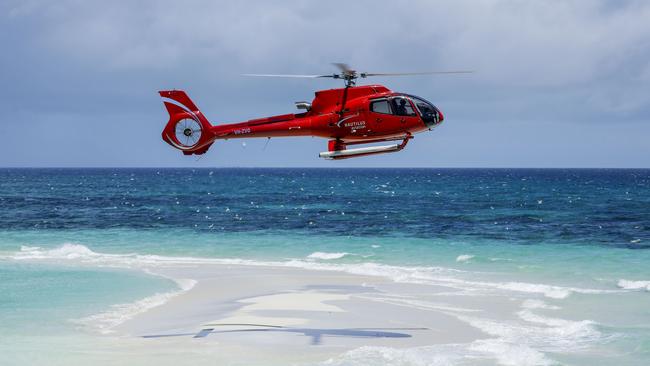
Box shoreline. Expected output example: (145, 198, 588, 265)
(2, 243, 642, 365)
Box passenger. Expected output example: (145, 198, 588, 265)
(395, 99, 408, 116)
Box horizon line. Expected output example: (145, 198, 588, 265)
(1, 166, 648, 170)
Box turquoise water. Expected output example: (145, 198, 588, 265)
(1, 168, 649, 365)
(0, 260, 176, 334)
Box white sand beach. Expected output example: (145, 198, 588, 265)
(98, 263, 487, 365)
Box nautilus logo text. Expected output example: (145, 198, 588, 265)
(343, 121, 366, 129)
(336, 113, 360, 127)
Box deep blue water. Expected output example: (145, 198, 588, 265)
(1, 168, 648, 248)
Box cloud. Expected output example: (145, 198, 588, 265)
(0, 0, 649, 167)
(15, 1, 649, 84)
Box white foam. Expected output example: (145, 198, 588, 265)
(10, 243, 132, 262)
(322, 345, 468, 366)
(456, 254, 474, 263)
(329, 307, 603, 366)
(469, 339, 551, 366)
(307, 251, 348, 260)
(488, 281, 613, 299)
(358, 294, 480, 313)
(458, 311, 601, 365)
(521, 299, 560, 310)
(448, 285, 604, 360)
(489, 257, 513, 262)
(74, 278, 197, 334)
(326, 341, 553, 366)
(617, 279, 650, 291)
(517, 309, 596, 331)
(468, 310, 600, 346)
(4, 244, 614, 300)
(19, 245, 40, 252)
(492, 282, 572, 299)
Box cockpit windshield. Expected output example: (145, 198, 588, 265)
(406, 95, 440, 127)
(369, 95, 441, 127)
(409, 95, 435, 116)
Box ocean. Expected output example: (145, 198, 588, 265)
(1, 168, 649, 365)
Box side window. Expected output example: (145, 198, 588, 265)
(370, 99, 392, 114)
(392, 98, 417, 117)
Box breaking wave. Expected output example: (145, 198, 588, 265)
(456, 254, 475, 263)
(307, 251, 349, 260)
(617, 279, 650, 291)
(322, 297, 605, 366)
(4, 243, 618, 301)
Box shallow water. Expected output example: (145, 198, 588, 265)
(1, 168, 649, 365)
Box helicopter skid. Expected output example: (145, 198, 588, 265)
(319, 137, 411, 160)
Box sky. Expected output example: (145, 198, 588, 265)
(1, 0, 649, 168)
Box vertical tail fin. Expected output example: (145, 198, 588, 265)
(159, 90, 215, 155)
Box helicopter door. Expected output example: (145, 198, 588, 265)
(369, 97, 418, 134)
(369, 98, 394, 129)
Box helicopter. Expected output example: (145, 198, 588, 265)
(159, 63, 470, 159)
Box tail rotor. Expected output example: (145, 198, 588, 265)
(174, 118, 203, 148)
(159, 90, 215, 155)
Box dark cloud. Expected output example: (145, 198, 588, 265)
(1, 0, 649, 167)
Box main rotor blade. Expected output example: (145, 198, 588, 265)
(242, 73, 334, 78)
(362, 71, 474, 77)
(332, 63, 354, 74)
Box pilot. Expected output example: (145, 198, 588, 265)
(395, 99, 408, 116)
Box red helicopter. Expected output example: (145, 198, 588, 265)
(159, 64, 470, 159)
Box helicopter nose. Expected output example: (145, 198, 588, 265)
(436, 108, 444, 122)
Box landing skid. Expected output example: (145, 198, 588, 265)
(319, 135, 412, 160)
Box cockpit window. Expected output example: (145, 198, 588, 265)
(409, 95, 436, 116)
(407, 94, 440, 127)
(370, 99, 392, 114)
(391, 97, 417, 117)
